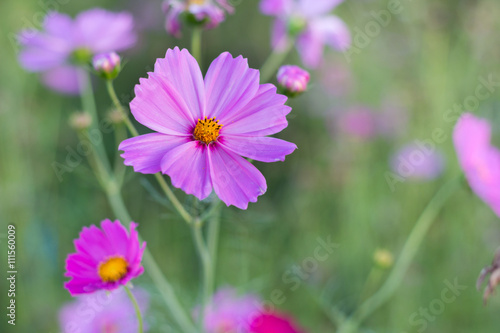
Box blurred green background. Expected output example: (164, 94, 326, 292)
(2, 0, 500, 332)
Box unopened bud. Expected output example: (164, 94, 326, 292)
(92, 52, 121, 80)
(108, 109, 126, 124)
(277, 65, 310, 97)
(69, 112, 92, 130)
(373, 249, 394, 269)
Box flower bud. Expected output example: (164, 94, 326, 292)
(277, 65, 310, 97)
(69, 112, 92, 130)
(92, 52, 121, 80)
(373, 249, 394, 269)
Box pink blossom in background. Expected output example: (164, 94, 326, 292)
(333, 106, 378, 140)
(453, 113, 500, 217)
(59, 288, 149, 333)
(162, 0, 234, 37)
(64, 219, 146, 295)
(260, 0, 350, 68)
(390, 143, 445, 181)
(17, 9, 136, 94)
(250, 312, 305, 333)
(119, 47, 296, 210)
(319, 57, 353, 97)
(195, 287, 262, 333)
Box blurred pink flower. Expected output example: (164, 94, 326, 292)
(162, 0, 234, 37)
(333, 106, 378, 140)
(260, 0, 350, 68)
(195, 287, 262, 333)
(390, 143, 445, 181)
(453, 113, 500, 217)
(250, 312, 305, 333)
(59, 288, 149, 333)
(17, 9, 136, 94)
(277, 65, 310, 95)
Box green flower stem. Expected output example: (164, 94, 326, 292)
(79, 82, 197, 333)
(105, 80, 194, 225)
(350, 176, 463, 326)
(260, 38, 294, 83)
(124, 285, 144, 333)
(78, 70, 112, 174)
(191, 218, 212, 328)
(101, 162, 198, 333)
(191, 27, 203, 65)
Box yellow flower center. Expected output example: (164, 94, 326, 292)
(188, 0, 206, 5)
(193, 116, 223, 144)
(98, 256, 128, 282)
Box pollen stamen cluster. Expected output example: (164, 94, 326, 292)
(193, 116, 223, 144)
(98, 256, 129, 282)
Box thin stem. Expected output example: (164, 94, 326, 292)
(78, 70, 112, 173)
(106, 80, 139, 137)
(191, 27, 202, 65)
(260, 38, 294, 83)
(191, 219, 212, 328)
(105, 177, 198, 333)
(352, 176, 463, 324)
(124, 285, 144, 333)
(105, 80, 194, 225)
(207, 202, 221, 284)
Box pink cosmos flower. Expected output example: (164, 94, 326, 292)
(260, 0, 351, 68)
(250, 312, 305, 333)
(162, 0, 234, 37)
(59, 288, 149, 333)
(453, 113, 500, 217)
(18, 9, 136, 94)
(195, 287, 262, 333)
(64, 219, 146, 296)
(119, 47, 296, 210)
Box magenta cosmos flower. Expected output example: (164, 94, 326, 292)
(64, 219, 146, 295)
(59, 288, 149, 333)
(18, 9, 136, 94)
(162, 0, 234, 37)
(119, 47, 296, 210)
(250, 312, 305, 333)
(260, 0, 351, 68)
(453, 113, 500, 217)
(194, 287, 262, 333)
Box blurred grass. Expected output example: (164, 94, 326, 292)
(2, 0, 500, 332)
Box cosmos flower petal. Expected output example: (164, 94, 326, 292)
(204, 52, 260, 121)
(297, 0, 344, 17)
(74, 9, 136, 53)
(208, 145, 267, 209)
(43, 12, 74, 38)
(18, 32, 71, 71)
(101, 220, 130, 256)
(222, 84, 291, 136)
(250, 312, 305, 333)
(119, 133, 190, 174)
(296, 28, 325, 68)
(40, 65, 82, 95)
(271, 18, 289, 51)
(453, 113, 500, 218)
(220, 136, 297, 162)
(260, 0, 293, 16)
(154, 47, 206, 120)
(311, 15, 351, 51)
(131, 73, 197, 135)
(161, 141, 213, 200)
